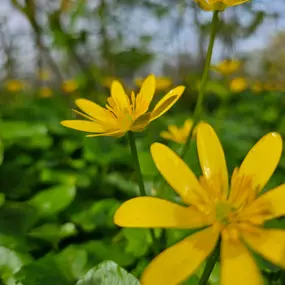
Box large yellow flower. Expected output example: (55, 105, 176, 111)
(135, 76, 172, 91)
(194, 0, 249, 11)
(61, 74, 185, 137)
(212, 59, 241, 76)
(160, 119, 194, 144)
(114, 122, 285, 285)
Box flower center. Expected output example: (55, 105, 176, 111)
(215, 201, 235, 225)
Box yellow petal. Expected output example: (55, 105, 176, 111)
(111, 80, 131, 112)
(150, 143, 210, 207)
(75, 99, 114, 122)
(221, 235, 263, 285)
(72, 109, 95, 121)
(131, 113, 151, 132)
(150, 86, 185, 121)
(60, 120, 104, 133)
(195, 0, 226, 10)
(134, 74, 156, 117)
(223, 0, 249, 6)
(247, 184, 285, 220)
(183, 119, 193, 135)
(114, 197, 211, 228)
(242, 227, 285, 269)
(196, 122, 228, 199)
(160, 130, 174, 141)
(86, 130, 124, 138)
(141, 225, 219, 285)
(237, 132, 282, 193)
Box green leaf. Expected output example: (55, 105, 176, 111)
(83, 138, 130, 166)
(15, 255, 72, 285)
(262, 107, 278, 123)
(0, 139, 3, 165)
(105, 173, 139, 196)
(0, 202, 38, 234)
(70, 199, 120, 232)
(18, 135, 53, 150)
(0, 121, 47, 140)
(40, 169, 77, 185)
(56, 246, 88, 281)
(82, 240, 135, 267)
(28, 223, 77, 247)
(0, 246, 33, 278)
(123, 229, 150, 257)
(76, 260, 140, 285)
(0, 193, 5, 208)
(0, 233, 32, 252)
(29, 184, 76, 217)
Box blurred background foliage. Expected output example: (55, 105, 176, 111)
(1, 0, 285, 284)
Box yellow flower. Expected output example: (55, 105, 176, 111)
(62, 80, 78, 93)
(135, 76, 172, 91)
(5, 79, 25, 92)
(212, 59, 241, 76)
(39, 87, 52, 98)
(61, 74, 185, 137)
(230, 77, 247, 93)
(37, 69, 50, 81)
(160, 119, 195, 144)
(114, 122, 285, 285)
(194, 0, 249, 11)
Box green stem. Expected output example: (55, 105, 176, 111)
(198, 243, 220, 285)
(127, 131, 146, 196)
(127, 131, 160, 254)
(180, 10, 220, 158)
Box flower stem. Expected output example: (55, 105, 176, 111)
(198, 243, 220, 285)
(127, 131, 146, 196)
(180, 10, 220, 158)
(127, 131, 160, 254)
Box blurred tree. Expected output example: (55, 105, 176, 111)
(0, 19, 15, 79)
(11, 0, 64, 84)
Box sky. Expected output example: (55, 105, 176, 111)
(0, 0, 285, 77)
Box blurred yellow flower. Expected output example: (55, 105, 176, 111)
(37, 69, 50, 81)
(115, 122, 285, 285)
(135, 76, 172, 91)
(251, 82, 263, 93)
(61, 74, 185, 137)
(39, 87, 52, 98)
(194, 0, 249, 11)
(230, 77, 247, 93)
(160, 119, 194, 144)
(5, 79, 25, 92)
(212, 59, 241, 76)
(62, 80, 78, 93)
